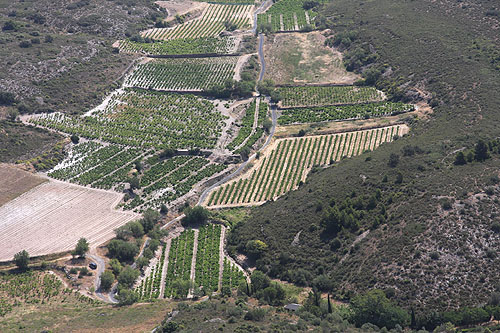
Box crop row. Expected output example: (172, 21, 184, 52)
(0, 271, 66, 316)
(257, 0, 323, 31)
(118, 36, 238, 56)
(207, 126, 405, 206)
(142, 4, 252, 41)
(164, 229, 195, 298)
(221, 257, 246, 296)
(135, 246, 166, 301)
(48, 143, 119, 181)
(234, 100, 268, 154)
(124, 57, 239, 92)
(195, 224, 222, 292)
(226, 100, 256, 151)
(30, 89, 227, 150)
(278, 101, 415, 125)
(277, 86, 385, 108)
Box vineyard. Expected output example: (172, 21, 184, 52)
(257, 0, 324, 32)
(142, 4, 253, 41)
(277, 86, 385, 108)
(124, 57, 239, 91)
(0, 271, 97, 317)
(135, 246, 166, 301)
(118, 36, 239, 56)
(29, 89, 227, 150)
(163, 229, 195, 298)
(221, 258, 246, 296)
(194, 224, 222, 293)
(278, 101, 415, 125)
(206, 125, 408, 207)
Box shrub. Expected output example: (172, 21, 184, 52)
(350, 289, 410, 329)
(244, 308, 266, 321)
(14, 250, 29, 271)
(100, 270, 115, 291)
(388, 153, 400, 167)
(19, 40, 32, 48)
(246, 240, 268, 258)
(117, 288, 138, 306)
(0, 91, 16, 106)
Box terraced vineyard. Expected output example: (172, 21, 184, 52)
(194, 224, 222, 293)
(257, 0, 324, 32)
(118, 36, 239, 56)
(135, 246, 166, 301)
(278, 101, 415, 125)
(221, 258, 246, 295)
(124, 57, 239, 91)
(206, 125, 408, 207)
(164, 229, 196, 298)
(233, 100, 269, 154)
(277, 86, 385, 108)
(30, 89, 227, 150)
(142, 4, 253, 41)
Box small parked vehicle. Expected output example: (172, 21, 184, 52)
(89, 262, 97, 270)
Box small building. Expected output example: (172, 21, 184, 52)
(284, 303, 301, 311)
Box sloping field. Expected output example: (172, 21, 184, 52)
(0, 180, 137, 262)
(205, 125, 409, 207)
(124, 57, 239, 91)
(0, 164, 46, 207)
(142, 4, 253, 41)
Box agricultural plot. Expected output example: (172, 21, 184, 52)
(226, 100, 257, 151)
(124, 57, 239, 92)
(221, 258, 246, 295)
(142, 4, 253, 41)
(195, 224, 222, 293)
(0, 271, 96, 317)
(206, 125, 408, 207)
(0, 164, 46, 207)
(164, 229, 195, 298)
(135, 246, 166, 301)
(233, 100, 269, 154)
(117, 36, 239, 56)
(29, 89, 227, 150)
(0, 180, 137, 261)
(277, 86, 385, 108)
(278, 102, 415, 125)
(257, 0, 325, 32)
(194, 0, 255, 4)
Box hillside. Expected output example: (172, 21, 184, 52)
(228, 0, 500, 324)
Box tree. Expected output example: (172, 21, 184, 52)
(7, 108, 18, 121)
(129, 176, 140, 191)
(388, 153, 400, 167)
(250, 270, 270, 293)
(117, 288, 138, 306)
(128, 221, 144, 238)
(13, 250, 29, 271)
(135, 256, 150, 271)
(239, 146, 251, 161)
(161, 321, 179, 333)
(350, 289, 410, 329)
(73, 238, 89, 258)
(263, 118, 272, 133)
(0, 91, 16, 105)
(474, 140, 489, 161)
(100, 270, 115, 291)
(141, 209, 161, 233)
(118, 267, 140, 288)
(171, 279, 192, 299)
(246, 240, 268, 258)
(181, 206, 209, 226)
(107, 239, 139, 262)
(109, 258, 123, 276)
(454, 151, 466, 165)
(70, 134, 79, 144)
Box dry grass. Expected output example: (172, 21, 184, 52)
(0, 164, 46, 207)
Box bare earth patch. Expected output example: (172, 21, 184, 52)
(155, 0, 208, 22)
(264, 31, 360, 85)
(0, 179, 138, 262)
(0, 164, 46, 207)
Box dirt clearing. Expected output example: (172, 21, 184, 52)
(0, 164, 46, 207)
(264, 31, 360, 85)
(0, 179, 138, 262)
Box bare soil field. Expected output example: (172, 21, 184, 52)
(155, 0, 208, 22)
(0, 164, 46, 207)
(0, 179, 138, 262)
(263, 31, 360, 85)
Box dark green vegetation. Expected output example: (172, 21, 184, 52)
(0, 121, 64, 169)
(229, 0, 500, 329)
(0, 0, 160, 170)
